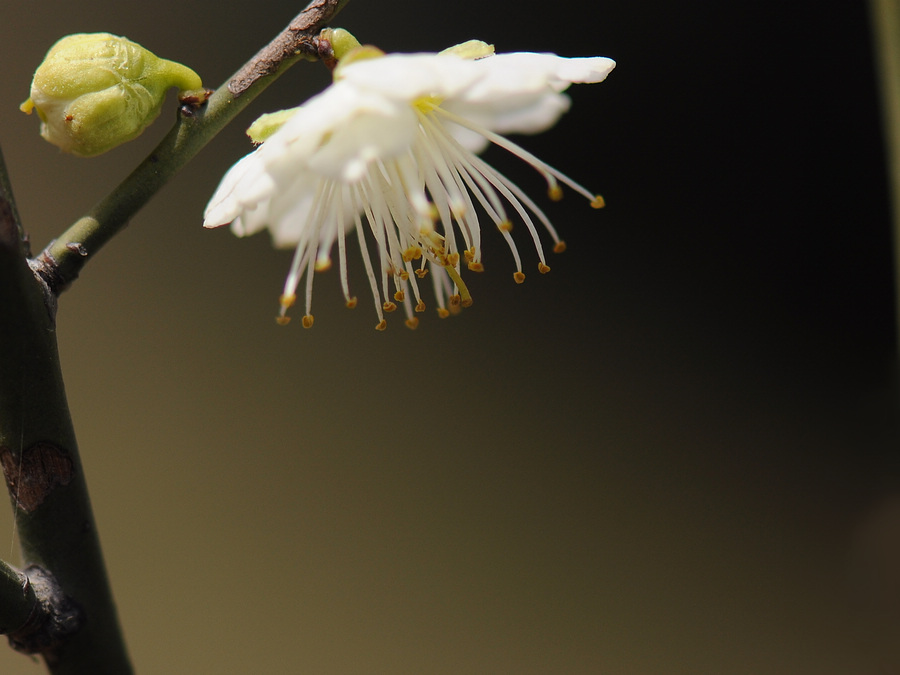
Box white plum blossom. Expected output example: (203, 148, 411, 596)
(204, 37, 615, 330)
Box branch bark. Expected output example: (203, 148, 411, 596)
(0, 559, 37, 638)
(0, 148, 129, 672)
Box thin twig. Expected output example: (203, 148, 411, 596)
(36, 0, 351, 293)
(230, 0, 351, 97)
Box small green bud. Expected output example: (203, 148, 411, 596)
(247, 109, 300, 144)
(439, 40, 495, 60)
(20, 33, 204, 157)
(325, 29, 363, 61)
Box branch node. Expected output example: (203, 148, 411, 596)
(26, 252, 62, 322)
(7, 566, 84, 665)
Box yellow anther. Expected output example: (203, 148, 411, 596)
(414, 268, 428, 279)
(383, 301, 397, 313)
(346, 296, 358, 309)
(314, 258, 332, 272)
(437, 308, 450, 319)
(514, 272, 526, 284)
(447, 252, 460, 267)
(553, 241, 567, 254)
(415, 300, 426, 313)
(449, 294, 461, 308)
(463, 247, 476, 263)
(467, 262, 484, 272)
(399, 270, 409, 281)
(405, 317, 419, 330)
(402, 247, 418, 262)
(280, 293, 297, 309)
(301, 315, 314, 329)
(275, 316, 291, 326)
(591, 195, 606, 209)
(375, 320, 387, 331)
(548, 185, 564, 201)
(498, 221, 513, 232)
(538, 263, 551, 274)
(394, 290, 405, 302)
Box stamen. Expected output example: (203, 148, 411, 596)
(336, 188, 353, 305)
(280, 293, 296, 310)
(554, 241, 567, 253)
(443, 264, 472, 308)
(514, 272, 526, 284)
(277, 292, 296, 325)
(350, 185, 385, 325)
(432, 106, 602, 205)
(303, 251, 316, 318)
(302, 315, 314, 328)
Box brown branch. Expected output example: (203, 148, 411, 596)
(39, 0, 352, 292)
(229, 0, 350, 97)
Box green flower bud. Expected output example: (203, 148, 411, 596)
(20, 33, 204, 157)
(439, 40, 495, 60)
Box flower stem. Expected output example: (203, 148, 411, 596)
(38, 0, 351, 292)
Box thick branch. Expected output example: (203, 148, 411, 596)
(0, 560, 36, 637)
(0, 148, 26, 255)
(5, 566, 82, 661)
(1, 150, 129, 672)
(37, 0, 351, 292)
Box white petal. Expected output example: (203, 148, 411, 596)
(441, 53, 615, 136)
(337, 53, 482, 101)
(203, 149, 267, 228)
(442, 92, 572, 145)
(463, 53, 616, 99)
(308, 104, 418, 181)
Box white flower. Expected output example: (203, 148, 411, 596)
(204, 41, 615, 330)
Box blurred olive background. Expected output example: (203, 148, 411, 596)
(1, 1, 899, 673)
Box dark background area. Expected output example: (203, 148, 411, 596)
(1, 1, 898, 672)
